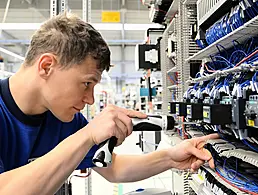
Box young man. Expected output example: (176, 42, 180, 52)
(0, 13, 218, 194)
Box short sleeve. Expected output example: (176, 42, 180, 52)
(0, 158, 4, 174)
(76, 113, 98, 169)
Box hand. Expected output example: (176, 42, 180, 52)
(169, 134, 219, 172)
(85, 105, 147, 146)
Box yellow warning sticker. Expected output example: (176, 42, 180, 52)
(248, 120, 255, 127)
(203, 112, 209, 118)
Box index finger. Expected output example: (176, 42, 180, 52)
(196, 133, 220, 143)
(117, 107, 147, 119)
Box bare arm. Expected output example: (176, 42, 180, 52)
(0, 128, 94, 195)
(94, 134, 219, 183)
(94, 150, 173, 183)
(0, 105, 146, 194)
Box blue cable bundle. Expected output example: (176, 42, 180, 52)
(242, 0, 258, 21)
(204, 0, 258, 46)
(206, 4, 247, 45)
(215, 157, 258, 193)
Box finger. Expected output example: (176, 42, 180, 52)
(196, 133, 220, 143)
(115, 118, 127, 138)
(203, 149, 215, 168)
(114, 118, 127, 146)
(191, 159, 205, 171)
(126, 110, 147, 119)
(208, 157, 215, 169)
(188, 146, 212, 161)
(117, 107, 147, 119)
(117, 111, 133, 136)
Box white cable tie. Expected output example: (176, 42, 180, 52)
(251, 81, 256, 92)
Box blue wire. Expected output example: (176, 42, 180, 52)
(213, 55, 233, 67)
(243, 139, 258, 152)
(252, 72, 258, 83)
(169, 74, 179, 84)
(229, 50, 247, 63)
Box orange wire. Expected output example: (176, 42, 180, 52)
(235, 49, 258, 67)
(204, 64, 217, 73)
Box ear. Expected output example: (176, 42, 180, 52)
(37, 53, 58, 79)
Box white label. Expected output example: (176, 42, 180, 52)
(237, 86, 242, 98)
(255, 82, 258, 93)
(250, 81, 255, 91)
(145, 49, 158, 64)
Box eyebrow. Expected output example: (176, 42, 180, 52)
(84, 75, 100, 83)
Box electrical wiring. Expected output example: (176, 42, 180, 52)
(216, 169, 258, 195)
(235, 49, 258, 67)
(68, 168, 92, 184)
(242, 139, 258, 152)
(229, 50, 247, 63)
(204, 1, 258, 46)
(251, 71, 258, 92)
(214, 156, 258, 194)
(167, 73, 179, 85)
(207, 137, 258, 193)
(212, 55, 234, 67)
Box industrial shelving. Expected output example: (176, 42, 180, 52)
(159, 0, 258, 194)
(160, 0, 201, 194)
(164, 0, 179, 23)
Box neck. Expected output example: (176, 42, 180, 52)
(9, 65, 47, 115)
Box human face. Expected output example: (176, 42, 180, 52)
(41, 56, 102, 122)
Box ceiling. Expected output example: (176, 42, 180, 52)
(0, 0, 160, 63)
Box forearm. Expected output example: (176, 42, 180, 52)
(96, 149, 174, 183)
(0, 128, 94, 195)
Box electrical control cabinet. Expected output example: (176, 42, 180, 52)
(159, 0, 258, 194)
(245, 95, 258, 128)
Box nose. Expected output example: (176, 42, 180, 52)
(82, 89, 95, 105)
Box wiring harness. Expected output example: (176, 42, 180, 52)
(196, 0, 258, 48)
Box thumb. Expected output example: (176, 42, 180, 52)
(126, 110, 147, 119)
(188, 146, 211, 161)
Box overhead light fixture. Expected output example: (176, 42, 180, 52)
(0, 23, 42, 30)
(0, 47, 25, 61)
(0, 23, 163, 31)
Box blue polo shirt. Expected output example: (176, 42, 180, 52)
(0, 78, 98, 173)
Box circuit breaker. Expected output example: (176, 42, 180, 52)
(203, 104, 232, 125)
(187, 103, 203, 120)
(245, 95, 258, 128)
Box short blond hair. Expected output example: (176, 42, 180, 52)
(25, 13, 111, 71)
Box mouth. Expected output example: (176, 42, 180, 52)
(73, 107, 81, 112)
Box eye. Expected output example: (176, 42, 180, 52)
(85, 82, 91, 87)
